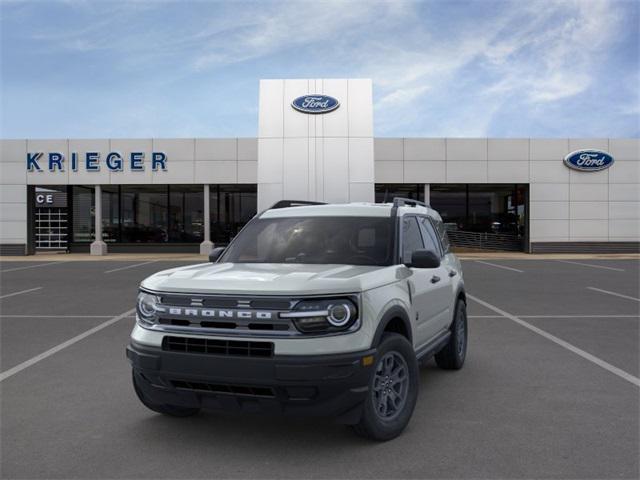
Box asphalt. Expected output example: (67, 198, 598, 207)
(0, 258, 638, 479)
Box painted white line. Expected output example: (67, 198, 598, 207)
(104, 261, 158, 274)
(0, 287, 43, 300)
(520, 314, 640, 319)
(0, 308, 135, 382)
(475, 261, 524, 273)
(469, 314, 640, 319)
(0, 315, 134, 318)
(467, 294, 640, 388)
(0, 261, 69, 273)
(557, 260, 625, 272)
(587, 287, 640, 303)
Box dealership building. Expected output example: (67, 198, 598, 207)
(1, 78, 638, 255)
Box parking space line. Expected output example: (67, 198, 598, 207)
(587, 287, 640, 303)
(0, 261, 69, 273)
(475, 261, 524, 273)
(557, 260, 625, 272)
(467, 293, 640, 388)
(0, 308, 135, 382)
(0, 314, 134, 318)
(104, 261, 158, 274)
(469, 314, 640, 319)
(0, 287, 43, 299)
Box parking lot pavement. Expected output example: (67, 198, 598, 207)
(1, 258, 638, 479)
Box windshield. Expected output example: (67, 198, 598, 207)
(220, 216, 393, 266)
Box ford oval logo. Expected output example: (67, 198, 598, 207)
(564, 149, 614, 172)
(291, 95, 339, 114)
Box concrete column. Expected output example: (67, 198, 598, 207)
(424, 184, 430, 206)
(199, 184, 213, 255)
(90, 185, 107, 255)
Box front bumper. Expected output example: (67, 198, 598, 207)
(126, 340, 376, 424)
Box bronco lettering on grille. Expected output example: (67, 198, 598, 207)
(156, 306, 273, 320)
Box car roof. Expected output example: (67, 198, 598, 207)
(260, 202, 442, 221)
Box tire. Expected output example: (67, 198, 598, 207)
(132, 371, 200, 417)
(351, 333, 419, 441)
(434, 300, 468, 370)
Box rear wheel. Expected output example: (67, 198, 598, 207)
(435, 300, 467, 370)
(132, 371, 200, 417)
(351, 333, 419, 441)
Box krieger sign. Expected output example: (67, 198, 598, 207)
(27, 151, 168, 172)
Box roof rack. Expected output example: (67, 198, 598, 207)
(392, 197, 429, 208)
(269, 200, 327, 209)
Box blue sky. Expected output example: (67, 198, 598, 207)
(1, 0, 638, 138)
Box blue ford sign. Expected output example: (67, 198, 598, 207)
(291, 95, 339, 114)
(564, 149, 614, 172)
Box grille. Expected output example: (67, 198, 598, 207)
(171, 380, 275, 398)
(162, 336, 274, 358)
(159, 295, 292, 310)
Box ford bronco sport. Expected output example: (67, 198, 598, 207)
(127, 198, 467, 441)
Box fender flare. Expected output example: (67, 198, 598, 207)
(371, 305, 413, 348)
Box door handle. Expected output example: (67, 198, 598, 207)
(448, 270, 457, 277)
(430, 275, 441, 284)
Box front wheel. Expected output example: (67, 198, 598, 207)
(434, 300, 468, 370)
(351, 333, 419, 441)
(132, 371, 200, 417)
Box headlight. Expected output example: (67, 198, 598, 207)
(136, 291, 160, 326)
(281, 297, 358, 334)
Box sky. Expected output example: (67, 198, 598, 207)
(1, 0, 638, 139)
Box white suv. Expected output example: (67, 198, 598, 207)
(127, 198, 467, 441)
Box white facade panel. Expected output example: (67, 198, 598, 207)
(152, 162, 195, 184)
(375, 161, 403, 183)
(609, 139, 640, 161)
(569, 138, 608, 152)
(608, 161, 640, 184)
(530, 161, 569, 183)
(1, 139, 26, 163)
(0, 202, 26, 221)
(487, 139, 529, 161)
(570, 220, 608, 239)
(487, 161, 529, 183)
(257, 138, 283, 184)
(322, 138, 349, 203)
(530, 183, 570, 202)
(320, 79, 349, 137)
(446, 161, 488, 183)
(349, 182, 374, 202)
(0, 184, 26, 203)
(347, 79, 373, 137)
(237, 161, 257, 183)
(404, 138, 445, 161)
(530, 139, 569, 161)
(530, 220, 569, 241)
(0, 221, 27, 242)
(237, 138, 258, 161)
(530, 202, 569, 220)
(258, 80, 284, 138)
(570, 184, 608, 202)
(283, 138, 309, 199)
(195, 161, 237, 183)
(153, 138, 194, 162)
(403, 161, 446, 183)
(569, 167, 608, 184)
(609, 219, 640, 238)
(1, 162, 27, 185)
(446, 139, 487, 161)
(195, 138, 236, 161)
(570, 202, 608, 220)
(348, 138, 374, 183)
(374, 139, 403, 161)
(609, 184, 640, 202)
(283, 79, 310, 138)
(609, 202, 640, 220)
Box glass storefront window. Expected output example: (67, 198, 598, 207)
(430, 184, 527, 237)
(375, 184, 425, 203)
(210, 184, 257, 244)
(169, 186, 204, 242)
(120, 186, 168, 243)
(72, 186, 94, 242)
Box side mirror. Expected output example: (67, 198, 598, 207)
(208, 247, 226, 263)
(406, 249, 440, 269)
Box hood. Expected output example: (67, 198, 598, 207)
(141, 262, 400, 296)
